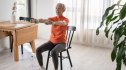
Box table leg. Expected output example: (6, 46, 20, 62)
(30, 40, 36, 53)
(12, 31, 19, 61)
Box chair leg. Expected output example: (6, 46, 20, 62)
(21, 44, 23, 54)
(10, 34, 24, 54)
(9, 35, 13, 52)
(60, 52, 63, 70)
(46, 50, 50, 70)
(67, 50, 73, 67)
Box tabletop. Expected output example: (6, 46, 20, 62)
(0, 21, 35, 31)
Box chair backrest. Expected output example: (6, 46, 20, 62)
(66, 26, 76, 49)
(19, 17, 33, 22)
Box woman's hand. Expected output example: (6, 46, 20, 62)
(39, 19, 45, 23)
(31, 18, 44, 24)
(31, 18, 36, 23)
(45, 20, 53, 25)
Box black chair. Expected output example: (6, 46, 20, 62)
(19, 17, 33, 22)
(46, 26, 76, 70)
(10, 17, 33, 54)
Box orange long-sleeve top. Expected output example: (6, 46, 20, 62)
(48, 16, 69, 44)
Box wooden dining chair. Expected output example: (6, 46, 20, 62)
(46, 26, 76, 70)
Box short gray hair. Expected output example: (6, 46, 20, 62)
(56, 3, 66, 12)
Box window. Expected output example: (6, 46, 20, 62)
(58, 0, 104, 29)
(57, 0, 122, 29)
(17, 0, 27, 18)
(58, 0, 81, 26)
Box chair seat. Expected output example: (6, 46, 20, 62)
(61, 47, 71, 52)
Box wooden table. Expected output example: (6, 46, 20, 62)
(0, 21, 38, 61)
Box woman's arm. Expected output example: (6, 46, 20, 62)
(31, 18, 51, 24)
(52, 21, 67, 26)
(32, 18, 68, 26)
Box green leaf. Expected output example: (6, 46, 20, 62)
(113, 24, 124, 47)
(123, 42, 126, 65)
(111, 16, 118, 21)
(113, 27, 117, 33)
(116, 47, 124, 70)
(110, 33, 113, 40)
(96, 22, 104, 35)
(102, 4, 117, 21)
(123, 56, 126, 66)
(116, 45, 125, 70)
(113, 19, 120, 24)
(119, 3, 126, 19)
(104, 27, 109, 38)
(96, 4, 117, 36)
(116, 62, 122, 70)
(113, 31, 120, 46)
(99, 4, 117, 29)
(124, 25, 126, 35)
(116, 40, 125, 56)
(111, 47, 117, 61)
(122, 47, 126, 65)
(106, 10, 115, 25)
(96, 27, 100, 35)
(105, 26, 112, 38)
(116, 39, 125, 70)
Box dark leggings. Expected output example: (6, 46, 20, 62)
(36, 41, 65, 69)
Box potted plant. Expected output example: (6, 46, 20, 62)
(96, 0, 126, 70)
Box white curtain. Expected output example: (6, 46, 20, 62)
(53, 0, 116, 48)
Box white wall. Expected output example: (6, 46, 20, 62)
(0, 0, 14, 50)
(31, 0, 55, 40)
(0, 0, 14, 21)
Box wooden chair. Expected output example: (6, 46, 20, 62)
(46, 26, 76, 70)
(10, 17, 33, 54)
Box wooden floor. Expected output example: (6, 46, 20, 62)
(0, 39, 125, 70)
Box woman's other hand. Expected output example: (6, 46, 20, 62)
(31, 18, 36, 23)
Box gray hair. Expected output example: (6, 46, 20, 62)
(56, 3, 66, 12)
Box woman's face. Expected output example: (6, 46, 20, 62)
(56, 5, 64, 16)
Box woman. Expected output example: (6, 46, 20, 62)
(34, 3, 69, 70)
